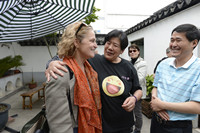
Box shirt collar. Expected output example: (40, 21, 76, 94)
(169, 54, 197, 69)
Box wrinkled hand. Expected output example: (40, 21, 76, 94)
(122, 96, 136, 112)
(150, 96, 164, 111)
(45, 61, 67, 82)
(157, 110, 170, 121)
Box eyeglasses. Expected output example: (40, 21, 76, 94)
(129, 50, 137, 53)
(75, 22, 88, 36)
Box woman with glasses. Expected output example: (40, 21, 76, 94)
(46, 29, 143, 133)
(45, 21, 102, 133)
(128, 44, 147, 133)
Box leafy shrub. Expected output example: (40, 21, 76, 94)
(146, 74, 154, 97)
(0, 55, 25, 77)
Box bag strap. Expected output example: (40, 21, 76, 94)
(21, 107, 49, 133)
(66, 65, 73, 80)
(66, 65, 76, 127)
(67, 88, 76, 127)
(41, 107, 49, 133)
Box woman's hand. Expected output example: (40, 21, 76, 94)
(45, 60, 68, 81)
(122, 96, 136, 112)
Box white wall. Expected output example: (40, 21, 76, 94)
(127, 4, 200, 74)
(20, 46, 57, 72)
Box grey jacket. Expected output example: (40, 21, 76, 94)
(45, 68, 78, 133)
(133, 57, 147, 98)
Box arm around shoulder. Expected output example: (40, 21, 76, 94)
(45, 60, 68, 81)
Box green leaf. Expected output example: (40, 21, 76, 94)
(146, 74, 154, 96)
(0, 55, 25, 77)
(83, 6, 101, 25)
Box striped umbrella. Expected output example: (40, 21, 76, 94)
(0, 0, 95, 43)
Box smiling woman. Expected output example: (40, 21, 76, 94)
(45, 21, 102, 133)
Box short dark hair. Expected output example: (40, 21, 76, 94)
(104, 29, 128, 50)
(171, 24, 200, 43)
(128, 44, 140, 51)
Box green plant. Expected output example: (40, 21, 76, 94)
(146, 74, 154, 97)
(83, 6, 101, 25)
(0, 55, 25, 77)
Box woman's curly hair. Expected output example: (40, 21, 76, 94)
(57, 21, 93, 57)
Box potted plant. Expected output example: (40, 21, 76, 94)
(146, 74, 154, 98)
(141, 74, 154, 118)
(28, 69, 37, 89)
(0, 103, 11, 131)
(0, 55, 24, 78)
(13, 55, 24, 74)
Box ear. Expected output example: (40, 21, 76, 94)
(74, 38, 80, 48)
(121, 49, 125, 54)
(192, 39, 198, 48)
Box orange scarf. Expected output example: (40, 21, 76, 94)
(63, 57, 102, 133)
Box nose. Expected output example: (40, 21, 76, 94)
(170, 41, 177, 49)
(94, 41, 98, 48)
(108, 43, 113, 50)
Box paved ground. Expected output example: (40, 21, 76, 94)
(1, 87, 200, 133)
(1, 86, 44, 133)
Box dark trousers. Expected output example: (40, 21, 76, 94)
(150, 113, 192, 133)
(133, 99, 142, 132)
(73, 127, 78, 133)
(103, 128, 132, 133)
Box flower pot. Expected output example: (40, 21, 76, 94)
(141, 98, 153, 119)
(14, 70, 21, 74)
(29, 83, 37, 89)
(0, 103, 11, 131)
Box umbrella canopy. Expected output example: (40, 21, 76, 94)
(0, 0, 95, 43)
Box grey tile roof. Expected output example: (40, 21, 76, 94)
(125, 0, 200, 35)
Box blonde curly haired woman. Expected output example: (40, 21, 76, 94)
(45, 21, 102, 133)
